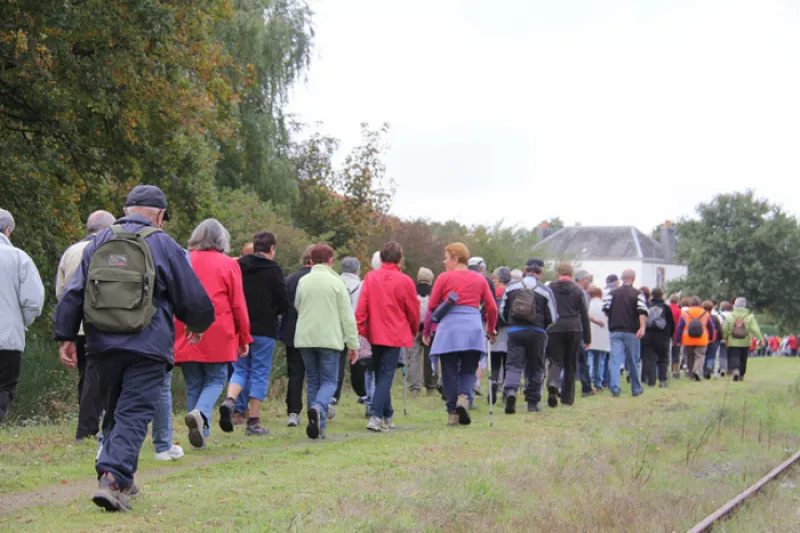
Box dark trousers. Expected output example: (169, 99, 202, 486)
(370, 346, 400, 418)
(76, 337, 104, 439)
(671, 344, 682, 366)
(94, 353, 167, 489)
(349, 355, 367, 398)
(285, 345, 305, 415)
(546, 332, 581, 405)
(490, 352, 506, 389)
(423, 342, 438, 390)
(577, 345, 593, 393)
(440, 351, 481, 414)
(333, 349, 348, 402)
(504, 329, 546, 404)
(728, 346, 750, 377)
(642, 339, 670, 386)
(0, 350, 22, 422)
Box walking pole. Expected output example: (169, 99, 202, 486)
(487, 337, 493, 427)
(402, 365, 408, 416)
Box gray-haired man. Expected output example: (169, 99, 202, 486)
(0, 209, 45, 422)
(57, 210, 116, 441)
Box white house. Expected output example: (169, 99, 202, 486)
(532, 223, 687, 289)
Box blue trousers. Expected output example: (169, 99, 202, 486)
(609, 332, 642, 395)
(231, 336, 275, 404)
(369, 346, 400, 419)
(182, 362, 228, 437)
(95, 353, 167, 489)
(300, 348, 340, 430)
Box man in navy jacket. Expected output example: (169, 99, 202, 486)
(54, 185, 215, 512)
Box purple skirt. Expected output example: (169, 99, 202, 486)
(430, 306, 486, 357)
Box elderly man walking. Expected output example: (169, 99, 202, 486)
(55, 185, 215, 511)
(602, 269, 648, 397)
(0, 209, 45, 423)
(57, 210, 116, 441)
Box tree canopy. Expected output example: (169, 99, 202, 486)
(673, 190, 800, 330)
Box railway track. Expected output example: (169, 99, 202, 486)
(685, 449, 800, 532)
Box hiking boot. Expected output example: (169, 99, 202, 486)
(447, 413, 459, 426)
(307, 407, 321, 439)
(659, 381, 667, 388)
(732, 369, 741, 382)
(612, 390, 621, 398)
(456, 394, 471, 425)
(287, 413, 300, 427)
(154, 444, 184, 461)
(704, 370, 712, 380)
(504, 394, 516, 415)
(126, 482, 140, 498)
(527, 402, 541, 413)
(582, 390, 596, 398)
(595, 386, 605, 392)
(410, 389, 420, 398)
(245, 418, 269, 436)
(632, 390, 643, 397)
(672, 372, 680, 380)
(185, 409, 206, 450)
(232, 413, 247, 426)
(367, 416, 386, 432)
(469, 402, 478, 411)
(327, 404, 336, 421)
(720, 370, 727, 377)
(547, 386, 559, 408)
(93, 472, 132, 512)
(380, 417, 394, 431)
(219, 397, 236, 433)
(693, 373, 703, 382)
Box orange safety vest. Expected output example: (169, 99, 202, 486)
(681, 307, 710, 347)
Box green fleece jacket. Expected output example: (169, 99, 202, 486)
(294, 264, 360, 351)
(722, 308, 763, 348)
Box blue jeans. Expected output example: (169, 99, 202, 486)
(300, 348, 340, 430)
(370, 346, 401, 419)
(704, 341, 719, 373)
(609, 332, 642, 395)
(182, 362, 227, 437)
(152, 370, 174, 453)
(587, 350, 609, 389)
(231, 336, 275, 402)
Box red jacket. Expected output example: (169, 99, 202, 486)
(175, 250, 253, 364)
(669, 303, 682, 343)
(356, 263, 420, 348)
(789, 336, 799, 350)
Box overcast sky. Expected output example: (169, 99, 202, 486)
(287, 0, 800, 233)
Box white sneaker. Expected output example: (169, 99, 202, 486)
(154, 444, 184, 461)
(287, 413, 300, 427)
(327, 404, 336, 421)
(366, 416, 386, 432)
(381, 417, 395, 430)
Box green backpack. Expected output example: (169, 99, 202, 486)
(83, 225, 159, 333)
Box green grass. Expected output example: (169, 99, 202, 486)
(2, 358, 800, 532)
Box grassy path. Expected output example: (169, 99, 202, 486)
(2, 358, 800, 532)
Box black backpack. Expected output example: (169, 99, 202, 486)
(510, 280, 537, 324)
(687, 311, 707, 338)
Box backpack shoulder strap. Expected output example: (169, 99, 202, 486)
(136, 226, 161, 239)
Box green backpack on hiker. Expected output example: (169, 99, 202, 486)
(83, 225, 159, 333)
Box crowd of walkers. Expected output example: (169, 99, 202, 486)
(0, 184, 782, 512)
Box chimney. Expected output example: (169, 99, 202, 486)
(660, 220, 676, 261)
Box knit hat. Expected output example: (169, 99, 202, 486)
(417, 267, 434, 284)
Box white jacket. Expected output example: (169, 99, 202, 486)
(0, 233, 45, 351)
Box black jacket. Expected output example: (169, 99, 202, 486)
(642, 298, 676, 344)
(280, 266, 311, 347)
(602, 283, 649, 333)
(501, 284, 554, 330)
(548, 280, 591, 344)
(238, 254, 288, 339)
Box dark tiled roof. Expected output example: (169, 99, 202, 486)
(532, 226, 672, 261)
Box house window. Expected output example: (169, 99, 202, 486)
(656, 267, 665, 288)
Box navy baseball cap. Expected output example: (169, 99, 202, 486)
(125, 185, 170, 221)
(526, 257, 545, 269)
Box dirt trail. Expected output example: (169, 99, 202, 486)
(0, 427, 411, 515)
